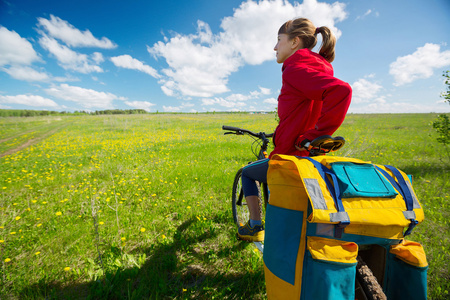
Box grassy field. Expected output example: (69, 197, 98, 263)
(0, 113, 448, 299)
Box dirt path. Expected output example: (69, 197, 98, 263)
(0, 128, 37, 144)
(0, 124, 68, 158)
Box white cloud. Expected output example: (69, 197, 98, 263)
(162, 102, 195, 112)
(390, 43, 450, 86)
(220, 0, 346, 65)
(37, 15, 117, 48)
(200, 85, 273, 110)
(226, 93, 251, 101)
(39, 35, 103, 73)
(355, 9, 376, 20)
(201, 97, 247, 108)
(0, 26, 41, 67)
(91, 52, 104, 64)
(125, 101, 156, 112)
(111, 55, 160, 78)
(258, 87, 272, 95)
(349, 100, 450, 114)
(226, 87, 272, 102)
(45, 84, 122, 109)
(148, 0, 347, 98)
(0, 94, 59, 107)
(263, 97, 278, 104)
(0, 26, 48, 82)
(148, 20, 240, 98)
(351, 78, 383, 103)
(2, 65, 50, 82)
(163, 105, 181, 112)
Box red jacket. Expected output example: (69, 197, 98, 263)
(270, 49, 352, 158)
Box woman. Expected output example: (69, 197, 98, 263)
(238, 18, 352, 242)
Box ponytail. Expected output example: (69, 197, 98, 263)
(278, 18, 336, 63)
(315, 26, 336, 63)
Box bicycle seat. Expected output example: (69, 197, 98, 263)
(308, 135, 345, 156)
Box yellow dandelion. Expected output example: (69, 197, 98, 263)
(37, 224, 42, 227)
(161, 234, 166, 239)
(10, 232, 16, 235)
(15, 216, 21, 221)
(55, 212, 62, 216)
(99, 221, 104, 225)
(187, 206, 191, 209)
(4, 258, 11, 262)
(140, 227, 146, 233)
(64, 267, 71, 271)
(0, 240, 4, 243)
(35, 252, 41, 255)
(121, 237, 126, 241)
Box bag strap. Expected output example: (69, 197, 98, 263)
(375, 165, 418, 236)
(303, 157, 349, 238)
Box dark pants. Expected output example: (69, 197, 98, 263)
(241, 158, 269, 197)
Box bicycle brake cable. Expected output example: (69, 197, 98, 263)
(251, 136, 262, 158)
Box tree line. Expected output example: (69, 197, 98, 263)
(0, 109, 149, 117)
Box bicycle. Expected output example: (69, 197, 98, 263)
(222, 125, 344, 240)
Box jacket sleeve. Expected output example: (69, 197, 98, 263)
(283, 64, 352, 144)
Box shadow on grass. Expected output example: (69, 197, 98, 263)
(401, 163, 450, 179)
(22, 214, 265, 299)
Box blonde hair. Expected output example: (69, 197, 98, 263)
(278, 18, 336, 63)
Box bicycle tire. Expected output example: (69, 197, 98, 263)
(231, 167, 267, 227)
(356, 256, 387, 300)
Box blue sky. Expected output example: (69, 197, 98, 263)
(1, 0, 449, 113)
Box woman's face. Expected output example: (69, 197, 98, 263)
(274, 34, 300, 64)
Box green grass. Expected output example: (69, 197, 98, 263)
(0, 113, 448, 299)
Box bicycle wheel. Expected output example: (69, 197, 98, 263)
(355, 256, 387, 300)
(231, 167, 266, 227)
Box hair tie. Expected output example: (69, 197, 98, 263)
(315, 27, 320, 34)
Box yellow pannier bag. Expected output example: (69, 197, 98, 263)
(264, 154, 427, 300)
(267, 154, 424, 239)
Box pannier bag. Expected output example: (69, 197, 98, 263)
(263, 154, 428, 300)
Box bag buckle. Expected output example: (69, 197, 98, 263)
(404, 219, 418, 237)
(335, 221, 350, 238)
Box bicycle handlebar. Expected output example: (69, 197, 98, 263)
(223, 126, 345, 157)
(222, 125, 273, 138)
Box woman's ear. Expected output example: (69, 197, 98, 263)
(291, 36, 301, 49)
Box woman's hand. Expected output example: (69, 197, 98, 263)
(295, 145, 307, 152)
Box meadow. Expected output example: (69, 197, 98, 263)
(0, 113, 448, 299)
